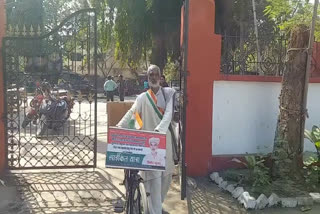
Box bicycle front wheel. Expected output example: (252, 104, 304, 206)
(127, 182, 148, 214)
(138, 182, 148, 214)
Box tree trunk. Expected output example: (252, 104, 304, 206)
(151, 33, 167, 73)
(272, 25, 309, 180)
(239, 21, 246, 74)
(150, 0, 168, 73)
(239, 0, 248, 75)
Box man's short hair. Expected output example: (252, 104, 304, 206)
(147, 65, 161, 75)
(107, 76, 112, 80)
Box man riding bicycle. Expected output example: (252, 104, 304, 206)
(117, 64, 176, 214)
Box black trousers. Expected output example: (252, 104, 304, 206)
(119, 92, 125, 101)
(106, 91, 114, 101)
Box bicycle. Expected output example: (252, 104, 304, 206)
(107, 127, 166, 214)
(124, 169, 148, 214)
(114, 169, 148, 214)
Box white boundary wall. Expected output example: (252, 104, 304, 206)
(212, 81, 318, 155)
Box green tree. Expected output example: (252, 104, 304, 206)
(5, 0, 91, 74)
(267, 0, 319, 181)
(5, 0, 45, 57)
(6, 0, 90, 32)
(264, 0, 320, 39)
(216, 0, 276, 37)
(90, 0, 182, 72)
(218, 0, 278, 75)
(6, 0, 44, 29)
(89, 0, 119, 77)
(163, 58, 179, 82)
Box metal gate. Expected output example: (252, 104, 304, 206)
(2, 9, 98, 169)
(179, 0, 189, 200)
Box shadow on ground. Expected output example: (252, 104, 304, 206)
(187, 177, 246, 214)
(1, 169, 124, 214)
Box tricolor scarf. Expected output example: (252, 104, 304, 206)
(128, 88, 179, 164)
(146, 89, 179, 165)
(128, 89, 164, 129)
(128, 111, 143, 130)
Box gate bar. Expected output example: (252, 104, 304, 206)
(93, 9, 98, 168)
(181, 0, 190, 200)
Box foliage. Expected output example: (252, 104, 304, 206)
(231, 155, 271, 188)
(304, 155, 320, 185)
(264, 0, 320, 40)
(113, 0, 151, 69)
(96, 47, 117, 77)
(219, 0, 282, 75)
(90, 0, 115, 50)
(6, 0, 182, 75)
(6, 0, 87, 31)
(304, 125, 320, 184)
(5, 0, 45, 57)
(163, 58, 179, 82)
(43, 0, 88, 31)
(304, 125, 320, 153)
(6, 0, 44, 29)
(218, 0, 276, 37)
(5, 0, 89, 57)
(89, 0, 118, 76)
(90, 0, 182, 71)
(89, 0, 150, 73)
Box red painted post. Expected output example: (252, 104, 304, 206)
(0, 0, 6, 174)
(185, 0, 221, 176)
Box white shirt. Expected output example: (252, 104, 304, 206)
(118, 87, 175, 133)
(116, 86, 176, 178)
(153, 88, 174, 133)
(142, 152, 165, 167)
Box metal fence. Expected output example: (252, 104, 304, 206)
(220, 34, 320, 77)
(220, 35, 287, 76)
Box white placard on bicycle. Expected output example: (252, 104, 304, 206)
(106, 126, 166, 171)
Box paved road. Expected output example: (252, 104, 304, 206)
(3, 97, 320, 214)
(4, 97, 320, 214)
(1, 97, 188, 214)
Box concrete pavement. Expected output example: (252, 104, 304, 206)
(0, 98, 187, 214)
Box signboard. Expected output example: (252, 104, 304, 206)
(106, 127, 167, 171)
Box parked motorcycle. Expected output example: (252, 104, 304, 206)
(52, 87, 75, 119)
(21, 81, 74, 136)
(37, 97, 69, 136)
(21, 86, 44, 128)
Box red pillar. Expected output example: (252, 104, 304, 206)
(0, 0, 6, 174)
(185, 0, 221, 176)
